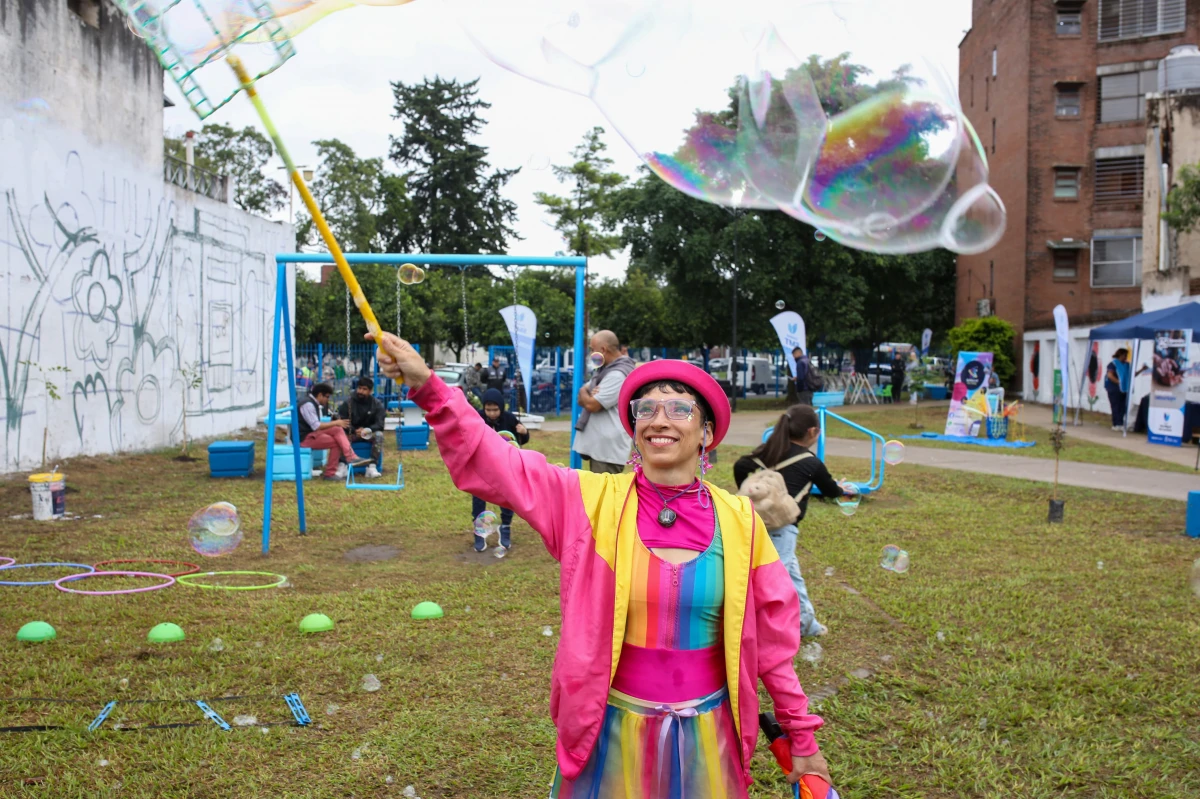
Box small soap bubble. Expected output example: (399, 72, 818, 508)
(397, 263, 426, 285)
(474, 510, 498, 538)
(325, 703, 340, 716)
(880, 545, 901, 571)
(403, 787, 417, 799)
(98, 758, 109, 767)
(836, 489, 860, 516)
(589, 352, 604, 369)
(800, 641, 823, 665)
(542, 626, 553, 637)
(494, 546, 508, 559)
(207, 637, 225, 653)
(188, 501, 243, 557)
(255, 641, 264, 648)
(385, 775, 395, 785)
(233, 715, 258, 727)
(936, 630, 946, 641)
(824, 566, 835, 577)
(361, 674, 382, 692)
(352, 748, 363, 761)
(977, 717, 988, 730)
(1097, 561, 1104, 570)
(260, 727, 270, 735)
(814, 230, 827, 242)
(118, 678, 129, 690)
(883, 440, 906, 466)
(464, 606, 471, 613)
(774, 300, 786, 310)
(893, 550, 911, 574)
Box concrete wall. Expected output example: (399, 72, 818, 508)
(1144, 93, 1200, 309)
(0, 0, 293, 473)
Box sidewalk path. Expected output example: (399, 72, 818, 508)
(543, 411, 1199, 501)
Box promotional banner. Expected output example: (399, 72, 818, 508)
(499, 305, 536, 414)
(770, 311, 807, 378)
(945, 351, 994, 436)
(921, 328, 932, 356)
(1147, 329, 1191, 446)
(1053, 304, 1070, 423)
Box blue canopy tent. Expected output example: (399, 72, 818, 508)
(1082, 301, 1200, 432)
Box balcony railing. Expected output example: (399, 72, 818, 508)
(164, 154, 230, 202)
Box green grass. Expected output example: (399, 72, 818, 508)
(1, 431, 1198, 797)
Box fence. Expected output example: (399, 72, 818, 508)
(163, 154, 230, 202)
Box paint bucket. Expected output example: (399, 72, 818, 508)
(1047, 498, 1065, 524)
(28, 473, 65, 521)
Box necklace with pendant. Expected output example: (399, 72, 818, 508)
(648, 480, 697, 527)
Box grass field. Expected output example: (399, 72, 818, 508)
(1, 429, 1198, 798)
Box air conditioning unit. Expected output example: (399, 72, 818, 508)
(977, 298, 994, 317)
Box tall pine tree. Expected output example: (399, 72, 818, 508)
(534, 126, 628, 258)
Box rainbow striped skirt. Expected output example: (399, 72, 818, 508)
(549, 687, 748, 799)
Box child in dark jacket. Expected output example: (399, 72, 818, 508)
(472, 388, 529, 551)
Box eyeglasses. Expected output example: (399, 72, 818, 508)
(630, 398, 698, 422)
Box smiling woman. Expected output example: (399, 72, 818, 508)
(372, 332, 833, 797)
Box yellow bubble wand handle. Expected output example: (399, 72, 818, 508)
(227, 55, 385, 346)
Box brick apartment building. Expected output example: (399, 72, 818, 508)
(958, 0, 1199, 392)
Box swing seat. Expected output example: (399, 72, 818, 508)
(345, 462, 405, 491)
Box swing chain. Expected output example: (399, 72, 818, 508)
(460, 268, 470, 358)
(345, 285, 351, 363)
(396, 269, 403, 338)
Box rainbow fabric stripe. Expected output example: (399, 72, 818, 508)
(550, 688, 747, 799)
(624, 525, 725, 651)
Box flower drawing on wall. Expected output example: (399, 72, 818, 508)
(71, 249, 124, 367)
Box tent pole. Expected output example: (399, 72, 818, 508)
(1123, 339, 1140, 437)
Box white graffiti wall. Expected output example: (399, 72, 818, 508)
(0, 109, 293, 473)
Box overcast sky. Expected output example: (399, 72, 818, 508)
(165, 0, 973, 281)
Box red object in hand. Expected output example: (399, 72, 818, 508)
(799, 773, 839, 799)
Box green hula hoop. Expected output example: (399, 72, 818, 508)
(175, 571, 288, 591)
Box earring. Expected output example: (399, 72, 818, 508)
(699, 432, 711, 477)
(627, 446, 643, 468)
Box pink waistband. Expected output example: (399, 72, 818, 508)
(610, 643, 726, 704)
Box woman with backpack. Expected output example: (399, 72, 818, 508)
(733, 405, 848, 639)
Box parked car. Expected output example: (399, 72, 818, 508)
(707, 356, 775, 395)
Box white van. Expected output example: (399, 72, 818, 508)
(711, 356, 776, 395)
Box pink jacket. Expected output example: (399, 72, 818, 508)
(412, 376, 823, 785)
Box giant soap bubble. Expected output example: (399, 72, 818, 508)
(452, 0, 1003, 255)
(188, 502, 243, 557)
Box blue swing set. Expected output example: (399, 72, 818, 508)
(761, 406, 888, 495)
(260, 252, 589, 554)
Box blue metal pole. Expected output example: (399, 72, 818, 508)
(280, 265, 307, 535)
(817, 406, 827, 462)
(280, 253, 587, 268)
(262, 263, 285, 554)
(317, 343, 323, 384)
(570, 263, 586, 469)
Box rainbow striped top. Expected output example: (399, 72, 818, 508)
(623, 517, 725, 651)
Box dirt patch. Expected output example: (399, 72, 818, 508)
(342, 544, 401, 563)
(172, 455, 202, 463)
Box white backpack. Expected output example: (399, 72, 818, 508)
(737, 454, 814, 530)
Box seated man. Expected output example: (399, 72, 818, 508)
(299, 382, 370, 480)
(337, 376, 386, 473)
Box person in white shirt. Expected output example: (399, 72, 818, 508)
(573, 331, 635, 473)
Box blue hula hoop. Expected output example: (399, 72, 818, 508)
(0, 562, 96, 586)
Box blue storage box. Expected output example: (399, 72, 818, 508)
(923, 385, 949, 401)
(313, 448, 328, 469)
(396, 423, 429, 451)
(350, 439, 383, 474)
(208, 441, 255, 478)
(270, 445, 313, 481)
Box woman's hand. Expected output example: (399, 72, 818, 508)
(368, 332, 431, 390)
(787, 751, 832, 785)
(515, 423, 528, 435)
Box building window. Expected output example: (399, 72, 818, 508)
(1057, 10, 1083, 35)
(1053, 250, 1080, 279)
(1094, 156, 1144, 205)
(1054, 167, 1081, 199)
(68, 0, 100, 27)
(1099, 68, 1158, 122)
(1056, 85, 1082, 117)
(1098, 0, 1186, 41)
(1091, 237, 1143, 287)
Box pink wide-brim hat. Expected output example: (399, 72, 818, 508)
(617, 360, 732, 448)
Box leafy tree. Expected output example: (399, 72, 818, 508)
(1163, 164, 1200, 232)
(947, 316, 1016, 385)
(165, 124, 287, 214)
(295, 139, 386, 253)
(387, 77, 520, 255)
(534, 127, 628, 258)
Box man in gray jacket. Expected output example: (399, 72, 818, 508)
(573, 331, 635, 473)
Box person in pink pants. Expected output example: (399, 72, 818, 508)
(297, 382, 369, 480)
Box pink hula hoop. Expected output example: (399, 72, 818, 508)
(0, 557, 14, 568)
(53, 570, 176, 595)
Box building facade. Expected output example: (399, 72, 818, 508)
(0, 0, 293, 472)
(958, 0, 1198, 398)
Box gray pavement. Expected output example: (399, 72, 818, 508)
(543, 409, 1200, 501)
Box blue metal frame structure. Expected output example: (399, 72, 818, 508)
(263, 252, 588, 553)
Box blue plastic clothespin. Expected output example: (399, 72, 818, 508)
(195, 700, 231, 731)
(88, 701, 117, 732)
(283, 693, 310, 726)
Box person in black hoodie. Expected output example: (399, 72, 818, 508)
(472, 388, 529, 551)
(336, 377, 387, 467)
